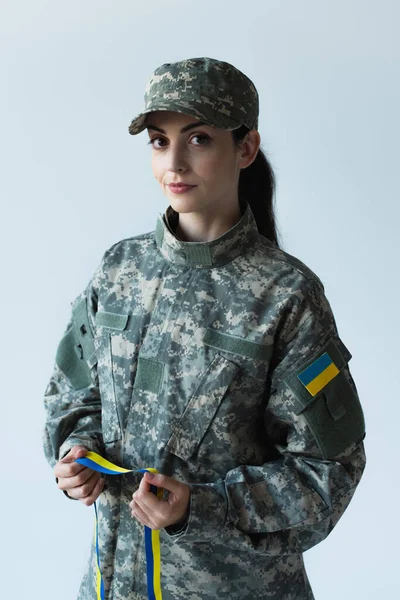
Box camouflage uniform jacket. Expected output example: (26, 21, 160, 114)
(43, 200, 366, 600)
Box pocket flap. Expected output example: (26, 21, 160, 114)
(203, 328, 273, 361)
(95, 311, 129, 330)
(166, 353, 240, 461)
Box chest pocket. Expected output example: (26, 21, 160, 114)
(94, 310, 149, 444)
(165, 353, 240, 461)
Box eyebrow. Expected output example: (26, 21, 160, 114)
(146, 121, 210, 134)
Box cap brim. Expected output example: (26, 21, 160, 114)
(128, 101, 243, 135)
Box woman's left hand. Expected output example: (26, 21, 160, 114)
(129, 472, 190, 530)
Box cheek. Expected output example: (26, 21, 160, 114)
(194, 153, 221, 182)
(151, 156, 163, 183)
(199, 151, 234, 186)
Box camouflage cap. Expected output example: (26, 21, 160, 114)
(128, 56, 259, 135)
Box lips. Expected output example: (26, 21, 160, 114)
(168, 183, 197, 194)
(168, 183, 196, 189)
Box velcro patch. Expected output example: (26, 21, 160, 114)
(297, 352, 340, 397)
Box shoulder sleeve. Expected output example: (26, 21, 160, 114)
(42, 256, 105, 468)
(268, 277, 365, 460)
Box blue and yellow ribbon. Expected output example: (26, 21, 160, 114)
(76, 451, 163, 600)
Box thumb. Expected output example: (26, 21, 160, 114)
(61, 445, 88, 463)
(143, 472, 181, 494)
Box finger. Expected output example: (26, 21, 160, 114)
(138, 475, 151, 493)
(130, 492, 154, 519)
(54, 460, 89, 479)
(135, 475, 163, 509)
(80, 475, 105, 507)
(54, 446, 89, 478)
(57, 466, 95, 490)
(78, 471, 102, 498)
(60, 445, 88, 463)
(138, 472, 171, 501)
(131, 500, 159, 529)
(143, 472, 182, 494)
(66, 471, 102, 500)
(134, 487, 164, 514)
(129, 493, 145, 511)
(79, 477, 105, 507)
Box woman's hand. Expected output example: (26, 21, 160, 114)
(129, 472, 190, 530)
(53, 445, 105, 506)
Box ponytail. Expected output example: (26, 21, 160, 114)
(232, 126, 281, 248)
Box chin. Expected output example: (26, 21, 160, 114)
(167, 195, 200, 214)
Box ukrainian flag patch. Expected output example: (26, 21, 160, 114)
(297, 352, 340, 397)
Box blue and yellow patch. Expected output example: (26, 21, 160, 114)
(297, 351, 340, 396)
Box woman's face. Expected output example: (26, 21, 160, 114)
(145, 110, 258, 217)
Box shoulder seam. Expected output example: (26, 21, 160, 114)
(100, 231, 155, 262)
(255, 237, 324, 288)
(107, 230, 155, 251)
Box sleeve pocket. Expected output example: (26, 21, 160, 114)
(284, 336, 366, 459)
(55, 295, 97, 390)
(55, 325, 93, 390)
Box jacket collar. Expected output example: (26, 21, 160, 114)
(155, 199, 259, 267)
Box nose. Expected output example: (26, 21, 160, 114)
(167, 143, 187, 173)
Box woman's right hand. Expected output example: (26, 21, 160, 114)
(53, 445, 105, 505)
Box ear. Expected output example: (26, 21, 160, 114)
(238, 130, 261, 169)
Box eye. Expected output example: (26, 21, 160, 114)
(147, 136, 166, 149)
(147, 133, 211, 149)
(191, 134, 210, 145)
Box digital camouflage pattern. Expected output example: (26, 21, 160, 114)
(128, 57, 259, 135)
(43, 200, 366, 600)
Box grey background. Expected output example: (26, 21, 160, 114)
(1, 0, 398, 597)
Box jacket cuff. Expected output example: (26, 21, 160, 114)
(164, 480, 227, 543)
(58, 436, 103, 461)
(164, 513, 189, 536)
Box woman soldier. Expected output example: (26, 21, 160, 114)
(43, 56, 366, 600)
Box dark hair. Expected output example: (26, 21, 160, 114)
(232, 125, 281, 248)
